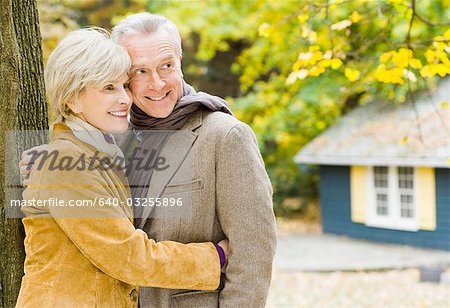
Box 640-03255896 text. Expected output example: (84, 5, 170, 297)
(10, 197, 184, 208)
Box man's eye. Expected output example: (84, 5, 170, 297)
(162, 63, 172, 69)
(135, 69, 146, 75)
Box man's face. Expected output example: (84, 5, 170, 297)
(121, 29, 183, 118)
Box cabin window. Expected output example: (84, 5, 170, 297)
(366, 166, 418, 231)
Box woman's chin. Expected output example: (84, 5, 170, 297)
(101, 122, 128, 133)
(105, 127, 128, 133)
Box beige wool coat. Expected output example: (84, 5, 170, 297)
(136, 110, 277, 308)
(16, 124, 221, 308)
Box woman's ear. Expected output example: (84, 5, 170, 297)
(67, 98, 82, 114)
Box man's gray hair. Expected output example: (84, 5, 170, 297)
(111, 13, 182, 57)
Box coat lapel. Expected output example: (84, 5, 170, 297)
(138, 110, 203, 229)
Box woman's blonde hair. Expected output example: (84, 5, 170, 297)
(45, 27, 131, 118)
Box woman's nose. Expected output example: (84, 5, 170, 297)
(118, 87, 132, 105)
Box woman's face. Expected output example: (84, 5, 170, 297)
(70, 74, 132, 132)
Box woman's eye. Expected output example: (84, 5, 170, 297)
(103, 85, 114, 91)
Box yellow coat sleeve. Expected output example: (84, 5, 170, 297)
(23, 153, 221, 290)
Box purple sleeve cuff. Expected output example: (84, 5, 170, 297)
(214, 243, 226, 268)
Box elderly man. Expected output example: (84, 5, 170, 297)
(112, 13, 276, 308)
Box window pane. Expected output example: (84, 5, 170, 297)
(400, 194, 414, 218)
(398, 167, 414, 189)
(376, 193, 388, 216)
(374, 167, 388, 188)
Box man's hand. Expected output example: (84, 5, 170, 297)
(19, 144, 48, 186)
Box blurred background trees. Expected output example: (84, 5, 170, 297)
(37, 0, 449, 216)
(1, 0, 48, 305)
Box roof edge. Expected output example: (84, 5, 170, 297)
(295, 155, 450, 168)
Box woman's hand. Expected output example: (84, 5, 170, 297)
(217, 239, 229, 270)
(19, 144, 48, 186)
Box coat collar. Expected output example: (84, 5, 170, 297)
(50, 123, 128, 180)
(182, 109, 203, 131)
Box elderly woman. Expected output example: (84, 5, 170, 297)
(16, 28, 227, 307)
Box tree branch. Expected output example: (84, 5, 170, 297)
(325, 0, 334, 51)
(405, 0, 416, 48)
(414, 11, 450, 27)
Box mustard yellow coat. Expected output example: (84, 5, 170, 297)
(16, 124, 220, 308)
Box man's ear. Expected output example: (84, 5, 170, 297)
(179, 56, 183, 78)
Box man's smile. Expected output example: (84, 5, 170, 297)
(146, 91, 169, 101)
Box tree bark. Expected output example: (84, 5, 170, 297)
(0, 0, 48, 307)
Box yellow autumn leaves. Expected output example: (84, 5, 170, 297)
(374, 49, 420, 84)
(287, 46, 345, 84)
(345, 68, 360, 82)
(374, 30, 450, 84)
(256, 3, 450, 88)
(329, 12, 362, 31)
(286, 50, 364, 84)
(419, 31, 450, 78)
(287, 45, 362, 84)
(285, 27, 450, 86)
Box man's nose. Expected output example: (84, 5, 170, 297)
(148, 71, 165, 91)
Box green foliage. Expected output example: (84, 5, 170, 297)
(157, 0, 450, 215)
(37, 0, 450, 216)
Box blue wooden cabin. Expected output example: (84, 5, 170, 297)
(295, 78, 450, 251)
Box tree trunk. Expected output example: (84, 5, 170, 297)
(0, 0, 48, 306)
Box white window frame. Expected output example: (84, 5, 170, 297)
(366, 166, 418, 231)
